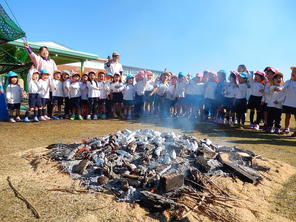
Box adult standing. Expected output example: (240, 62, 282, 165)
(24, 41, 57, 116)
(105, 52, 123, 75)
(23, 41, 57, 78)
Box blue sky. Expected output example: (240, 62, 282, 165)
(3, 0, 296, 78)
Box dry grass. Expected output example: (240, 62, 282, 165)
(0, 118, 295, 221)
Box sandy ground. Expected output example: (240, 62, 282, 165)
(0, 118, 296, 221)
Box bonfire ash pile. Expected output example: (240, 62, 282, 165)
(47, 129, 268, 220)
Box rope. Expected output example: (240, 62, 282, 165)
(3, 0, 27, 41)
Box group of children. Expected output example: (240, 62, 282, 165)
(3, 65, 296, 136)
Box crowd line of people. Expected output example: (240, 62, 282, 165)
(2, 43, 296, 136)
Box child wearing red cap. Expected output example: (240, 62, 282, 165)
(62, 70, 71, 119)
(87, 71, 100, 120)
(248, 71, 265, 130)
(266, 73, 285, 134)
(110, 73, 124, 118)
(261, 67, 277, 130)
(69, 73, 83, 120)
(80, 73, 89, 119)
(98, 72, 110, 119)
(282, 67, 296, 136)
(204, 71, 218, 121)
(51, 70, 64, 120)
(223, 72, 237, 126)
(185, 73, 205, 119)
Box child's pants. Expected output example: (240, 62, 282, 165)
(235, 98, 247, 124)
(88, 98, 98, 116)
(135, 94, 144, 117)
(267, 107, 282, 129)
(64, 97, 71, 116)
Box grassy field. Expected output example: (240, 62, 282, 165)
(0, 117, 295, 221)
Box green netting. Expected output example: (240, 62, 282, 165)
(0, 4, 25, 42)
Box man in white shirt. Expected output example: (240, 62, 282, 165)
(105, 52, 123, 75)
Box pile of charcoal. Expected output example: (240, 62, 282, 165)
(47, 129, 269, 216)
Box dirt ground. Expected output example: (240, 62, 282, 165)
(0, 118, 296, 221)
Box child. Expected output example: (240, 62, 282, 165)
(51, 70, 64, 120)
(87, 71, 100, 120)
(69, 73, 83, 120)
(223, 72, 237, 125)
(144, 71, 155, 116)
(204, 71, 218, 120)
(80, 73, 89, 119)
(122, 75, 135, 119)
(175, 72, 188, 117)
(6, 71, 23, 122)
(110, 73, 124, 118)
(185, 73, 204, 119)
(234, 72, 248, 127)
(248, 71, 265, 130)
(38, 69, 51, 121)
(150, 72, 170, 118)
(261, 67, 278, 129)
(215, 70, 227, 123)
(24, 69, 41, 122)
(98, 72, 109, 119)
(105, 73, 113, 117)
(165, 75, 177, 117)
(62, 70, 71, 119)
(282, 67, 296, 136)
(134, 71, 146, 118)
(266, 73, 285, 134)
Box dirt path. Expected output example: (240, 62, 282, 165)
(0, 119, 295, 221)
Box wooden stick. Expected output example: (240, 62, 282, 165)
(6, 176, 40, 219)
(47, 188, 89, 194)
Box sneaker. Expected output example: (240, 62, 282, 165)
(64, 115, 69, 119)
(86, 115, 91, 120)
(52, 116, 59, 120)
(93, 115, 98, 120)
(44, 115, 51, 120)
(15, 116, 22, 122)
(59, 115, 64, 120)
(24, 117, 30, 122)
(274, 128, 281, 134)
(78, 115, 83, 120)
(9, 118, 16, 123)
(101, 114, 106, 119)
(282, 128, 290, 134)
(249, 124, 254, 129)
(39, 116, 46, 121)
(70, 115, 75, 120)
(33, 116, 39, 122)
(253, 124, 260, 130)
